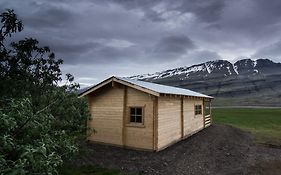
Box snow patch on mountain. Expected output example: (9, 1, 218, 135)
(130, 60, 230, 80)
(129, 59, 280, 81)
(253, 60, 257, 67)
(205, 61, 217, 74)
(233, 64, 239, 75)
(205, 63, 211, 73)
(226, 66, 232, 75)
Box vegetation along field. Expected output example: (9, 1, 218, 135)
(212, 108, 281, 146)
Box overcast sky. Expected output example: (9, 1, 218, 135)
(1, 0, 281, 87)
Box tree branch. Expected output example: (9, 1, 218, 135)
(12, 97, 61, 137)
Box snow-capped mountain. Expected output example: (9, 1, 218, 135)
(130, 59, 281, 81)
(130, 59, 281, 106)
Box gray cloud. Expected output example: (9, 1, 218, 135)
(1, 0, 281, 86)
(107, 0, 225, 23)
(214, 0, 281, 41)
(154, 35, 196, 56)
(252, 41, 281, 62)
(44, 40, 101, 54)
(23, 6, 74, 29)
(185, 50, 222, 64)
(174, 0, 225, 23)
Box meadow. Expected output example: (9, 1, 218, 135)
(212, 108, 281, 146)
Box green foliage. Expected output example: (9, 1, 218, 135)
(213, 108, 281, 145)
(0, 98, 72, 174)
(0, 9, 90, 174)
(0, 9, 23, 42)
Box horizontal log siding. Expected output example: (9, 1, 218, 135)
(158, 96, 181, 149)
(183, 98, 204, 136)
(125, 87, 154, 150)
(87, 85, 123, 145)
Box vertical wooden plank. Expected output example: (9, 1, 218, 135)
(210, 100, 212, 125)
(122, 86, 127, 146)
(181, 96, 184, 138)
(203, 98, 205, 128)
(111, 80, 115, 87)
(153, 96, 158, 151)
(152, 96, 155, 150)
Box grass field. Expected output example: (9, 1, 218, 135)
(212, 108, 281, 146)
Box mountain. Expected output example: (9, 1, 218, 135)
(130, 59, 281, 106)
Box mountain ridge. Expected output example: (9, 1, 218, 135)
(130, 59, 281, 80)
(129, 58, 281, 106)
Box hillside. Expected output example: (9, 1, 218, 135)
(130, 59, 281, 106)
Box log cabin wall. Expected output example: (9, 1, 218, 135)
(183, 98, 204, 137)
(124, 87, 154, 150)
(87, 83, 124, 146)
(157, 96, 205, 151)
(86, 83, 155, 150)
(157, 96, 182, 150)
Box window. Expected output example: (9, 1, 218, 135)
(195, 105, 202, 115)
(129, 107, 143, 124)
(204, 101, 211, 116)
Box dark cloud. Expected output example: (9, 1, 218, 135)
(43, 40, 101, 54)
(106, 0, 162, 11)
(174, 0, 225, 23)
(214, 0, 281, 40)
(185, 50, 222, 64)
(89, 45, 143, 64)
(252, 41, 281, 62)
(1, 0, 281, 86)
(23, 6, 75, 29)
(154, 35, 196, 56)
(107, 0, 225, 23)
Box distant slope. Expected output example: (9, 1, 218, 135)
(130, 59, 281, 106)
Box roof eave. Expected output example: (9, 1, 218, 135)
(78, 76, 214, 99)
(78, 76, 160, 98)
(159, 93, 214, 99)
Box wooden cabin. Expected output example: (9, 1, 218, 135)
(79, 76, 213, 151)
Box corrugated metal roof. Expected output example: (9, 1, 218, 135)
(116, 77, 213, 98)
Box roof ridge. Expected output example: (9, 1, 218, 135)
(79, 76, 213, 99)
(116, 77, 213, 99)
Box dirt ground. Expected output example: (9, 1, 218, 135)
(72, 124, 281, 175)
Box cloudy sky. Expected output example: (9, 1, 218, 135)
(1, 0, 281, 86)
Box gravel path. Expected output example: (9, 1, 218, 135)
(72, 124, 281, 175)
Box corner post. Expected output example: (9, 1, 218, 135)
(153, 96, 158, 151)
(210, 100, 212, 125)
(181, 96, 184, 138)
(122, 86, 127, 146)
(203, 98, 205, 128)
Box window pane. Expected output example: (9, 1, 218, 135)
(130, 108, 136, 115)
(129, 107, 143, 124)
(136, 115, 142, 123)
(198, 105, 202, 114)
(195, 105, 202, 115)
(130, 115, 135, 122)
(136, 108, 142, 115)
(204, 102, 210, 115)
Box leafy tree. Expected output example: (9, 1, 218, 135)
(0, 9, 90, 174)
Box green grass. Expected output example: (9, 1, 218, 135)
(59, 165, 124, 175)
(213, 108, 281, 145)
